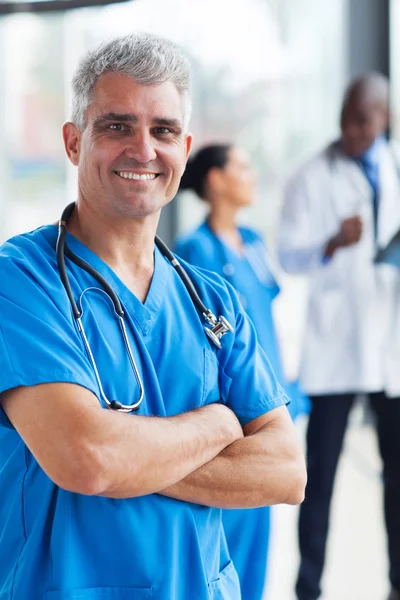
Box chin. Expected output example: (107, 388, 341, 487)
(343, 141, 371, 158)
(240, 198, 253, 207)
(109, 198, 158, 218)
(117, 192, 172, 217)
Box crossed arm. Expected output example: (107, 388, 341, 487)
(1, 382, 306, 508)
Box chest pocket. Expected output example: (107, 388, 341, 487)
(203, 348, 232, 406)
(208, 561, 240, 600)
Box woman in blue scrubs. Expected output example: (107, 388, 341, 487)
(175, 144, 308, 600)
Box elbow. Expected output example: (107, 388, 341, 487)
(284, 455, 307, 505)
(278, 244, 323, 275)
(47, 442, 109, 497)
(51, 445, 154, 498)
(57, 469, 106, 497)
(277, 248, 303, 275)
(51, 471, 105, 497)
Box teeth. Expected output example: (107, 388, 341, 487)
(117, 172, 157, 180)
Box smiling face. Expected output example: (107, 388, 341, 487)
(63, 72, 192, 221)
(340, 91, 388, 157)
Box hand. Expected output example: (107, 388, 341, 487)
(325, 215, 363, 258)
(203, 402, 244, 445)
(336, 215, 363, 246)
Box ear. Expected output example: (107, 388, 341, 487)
(207, 166, 225, 194)
(63, 122, 82, 166)
(382, 107, 390, 130)
(183, 133, 193, 165)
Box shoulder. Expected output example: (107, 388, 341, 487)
(0, 226, 96, 408)
(239, 225, 265, 246)
(385, 138, 400, 165)
(175, 223, 214, 251)
(174, 223, 218, 264)
(285, 143, 334, 188)
(0, 226, 61, 305)
(0, 224, 57, 263)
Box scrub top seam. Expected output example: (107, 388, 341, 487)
(0, 322, 17, 427)
(22, 446, 29, 539)
(122, 303, 150, 336)
(0, 320, 16, 377)
(9, 448, 29, 600)
(235, 391, 289, 416)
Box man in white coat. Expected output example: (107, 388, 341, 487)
(278, 73, 400, 600)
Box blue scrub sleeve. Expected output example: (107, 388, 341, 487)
(221, 286, 289, 426)
(0, 262, 98, 428)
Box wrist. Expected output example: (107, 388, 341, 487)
(324, 235, 340, 258)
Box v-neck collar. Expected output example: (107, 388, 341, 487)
(203, 221, 248, 260)
(47, 225, 170, 335)
(201, 221, 279, 292)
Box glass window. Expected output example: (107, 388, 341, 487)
(0, 14, 67, 238)
(0, 0, 346, 241)
(0, 0, 346, 376)
(391, 0, 400, 139)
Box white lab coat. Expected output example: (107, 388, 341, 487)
(278, 141, 400, 397)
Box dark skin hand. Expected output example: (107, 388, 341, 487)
(325, 215, 363, 258)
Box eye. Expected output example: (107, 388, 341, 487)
(154, 127, 173, 135)
(109, 123, 128, 131)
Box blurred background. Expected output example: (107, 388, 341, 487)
(0, 0, 397, 597)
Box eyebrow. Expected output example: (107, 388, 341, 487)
(93, 113, 182, 129)
(152, 117, 182, 129)
(93, 113, 137, 125)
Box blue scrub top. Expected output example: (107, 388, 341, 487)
(174, 222, 307, 419)
(0, 225, 288, 600)
(174, 222, 307, 600)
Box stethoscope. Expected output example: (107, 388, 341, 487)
(56, 203, 234, 413)
(204, 222, 279, 309)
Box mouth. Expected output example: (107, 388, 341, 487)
(114, 171, 160, 181)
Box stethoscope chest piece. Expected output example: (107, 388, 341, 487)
(203, 313, 234, 349)
(223, 263, 235, 277)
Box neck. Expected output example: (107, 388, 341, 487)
(207, 203, 238, 236)
(66, 201, 159, 302)
(207, 204, 243, 251)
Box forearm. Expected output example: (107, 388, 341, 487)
(2, 383, 243, 500)
(160, 419, 306, 508)
(92, 403, 242, 499)
(278, 243, 328, 274)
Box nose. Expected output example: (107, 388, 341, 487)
(125, 130, 157, 164)
(343, 120, 361, 140)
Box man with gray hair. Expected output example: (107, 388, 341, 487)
(0, 33, 306, 599)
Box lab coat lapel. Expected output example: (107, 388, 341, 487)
(377, 144, 400, 249)
(329, 147, 372, 220)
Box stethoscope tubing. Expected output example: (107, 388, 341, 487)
(56, 203, 234, 413)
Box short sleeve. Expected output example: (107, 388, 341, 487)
(221, 285, 289, 426)
(0, 261, 98, 428)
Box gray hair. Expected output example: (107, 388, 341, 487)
(71, 32, 192, 131)
(343, 72, 390, 108)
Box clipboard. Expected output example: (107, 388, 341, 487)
(375, 230, 400, 268)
